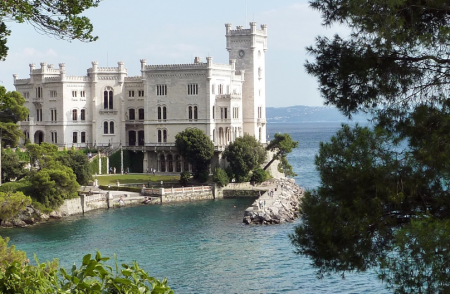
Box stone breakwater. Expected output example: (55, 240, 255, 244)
(243, 178, 304, 225)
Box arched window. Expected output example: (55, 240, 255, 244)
(109, 121, 114, 134)
(138, 130, 144, 146)
(80, 109, 86, 120)
(72, 109, 77, 121)
(104, 121, 108, 134)
(129, 131, 136, 146)
(188, 106, 192, 120)
(212, 129, 215, 143)
(158, 107, 162, 120)
(194, 106, 198, 120)
(81, 131, 86, 143)
(103, 91, 108, 109)
(158, 130, 162, 142)
(73, 132, 78, 143)
(163, 129, 167, 143)
(138, 108, 144, 120)
(104, 90, 114, 109)
(163, 106, 167, 120)
(108, 91, 113, 109)
(129, 109, 135, 120)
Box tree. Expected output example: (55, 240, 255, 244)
(0, 191, 31, 222)
(1, 151, 28, 182)
(264, 133, 298, 176)
(0, 87, 28, 147)
(222, 134, 266, 182)
(291, 1, 450, 292)
(0, 0, 100, 61)
(213, 167, 229, 187)
(56, 150, 91, 185)
(29, 161, 79, 209)
(175, 128, 214, 178)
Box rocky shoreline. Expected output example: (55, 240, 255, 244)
(243, 178, 304, 225)
(0, 206, 63, 228)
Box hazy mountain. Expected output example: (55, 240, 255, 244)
(266, 105, 369, 123)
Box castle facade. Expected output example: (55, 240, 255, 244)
(13, 23, 268, 173)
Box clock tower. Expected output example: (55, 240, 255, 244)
(225, 22, 268, 143)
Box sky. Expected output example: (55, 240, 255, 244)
(0, 0, 348, 107)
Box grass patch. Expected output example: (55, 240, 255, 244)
(95, 174, 180, 186)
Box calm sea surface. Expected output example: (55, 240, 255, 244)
(1, 122, 389, 293)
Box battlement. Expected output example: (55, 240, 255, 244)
(144, 62, 208, 71)
(125, 76, 143, 81)
(45, 77, 62, 82)
(65, 76, 90, 81)
(14, 78, 30, 85)
(226, 22, 267, 36)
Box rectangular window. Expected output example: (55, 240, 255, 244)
(157, 84, 167, 96)
(50, 109, 57, 122)
(129, 90, 135, 97)
(81, 132, 86, 143)
(138, 90, 144, 97)
(81, 109, 86, 121)
(23, 92, 30, 99)
(80, 91, 86, 97)
(221, 107, 228, 119)
(188, 84, 199, 95)
(72, 109, 77, 121)
(138, 108, 144, 120)
(233, 107, 239, 119)
(212, 106, 215, 119)
(51, 131, 58, 144)
(72, 91, 77, 97)
(129, 109, 135, 120)
(258, 107, 262, 119)
(73, 132, 78, 143)
(50, 90, 57, 98)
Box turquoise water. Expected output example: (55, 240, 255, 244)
(1, 122, 389, 293)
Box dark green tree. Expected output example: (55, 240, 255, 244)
(0, 0, 100, 61)
(175, 128, 214, 178)
(1, 151, 28, 182)
(29, 161, 79, 209)
(264, 133, 298, 176)
(222, 134, 266, 182)
(56, 150, 91, 185)
(0, 87, 28, 147)
(212, 167, 229, 187)
(291, 1, 450, 292)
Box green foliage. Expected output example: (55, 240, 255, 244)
(0, 191, 31, 221)
(26, 142, 58, 167)
(222, 134, 266, 183)
(56, 150, 91, 185)
(0, 87, 29, 146)
(0, 236, 27, 269)
(1, 151, 28, 182)
(179, 171, 191, 186)
(198, 170, 209, 183)
(265, 133, 298, 176)
(292, 1, 450, 291)
(251, 168, 269, 184)
(175, 128, 214, 178)
(0, 245, 173, 294)
(90, 156, 99, 175)
(213, 167, 229, 187)
(379, 219, 450, 294)
(29, 163, 80, 209)
(101, 156, 107, 174)
(0, 0, 100, 61)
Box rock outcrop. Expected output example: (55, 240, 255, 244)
(0, 205, 61, 228)
(243, 178, 304, 225)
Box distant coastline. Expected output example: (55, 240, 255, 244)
(266, 105, 370, 123)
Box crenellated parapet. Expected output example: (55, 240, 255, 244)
(144, 63, 208, 71)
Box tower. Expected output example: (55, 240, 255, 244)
(225, 22, 268, 143)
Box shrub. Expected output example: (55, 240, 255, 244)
(251, 168, 269, 184)
(213, 167, 229, 187)
(179, 171, 191, 186)
(198, 170, 209, 183)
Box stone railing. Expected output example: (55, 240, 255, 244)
(141, 185, 212, 196)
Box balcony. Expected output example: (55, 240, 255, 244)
(215, 94, 241, 100)
(99, 109, 118, 115)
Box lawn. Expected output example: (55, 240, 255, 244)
(95, 174, 180, 186)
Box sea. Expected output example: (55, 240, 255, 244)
(0, 122, 390, 293)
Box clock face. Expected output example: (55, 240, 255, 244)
(239, 50, 245, 58)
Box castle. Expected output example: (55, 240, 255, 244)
(13, 22, 268, 173)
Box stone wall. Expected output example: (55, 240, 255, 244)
(161, 191, 214, 203)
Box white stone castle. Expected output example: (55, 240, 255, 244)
(13, 22, 267, 173)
